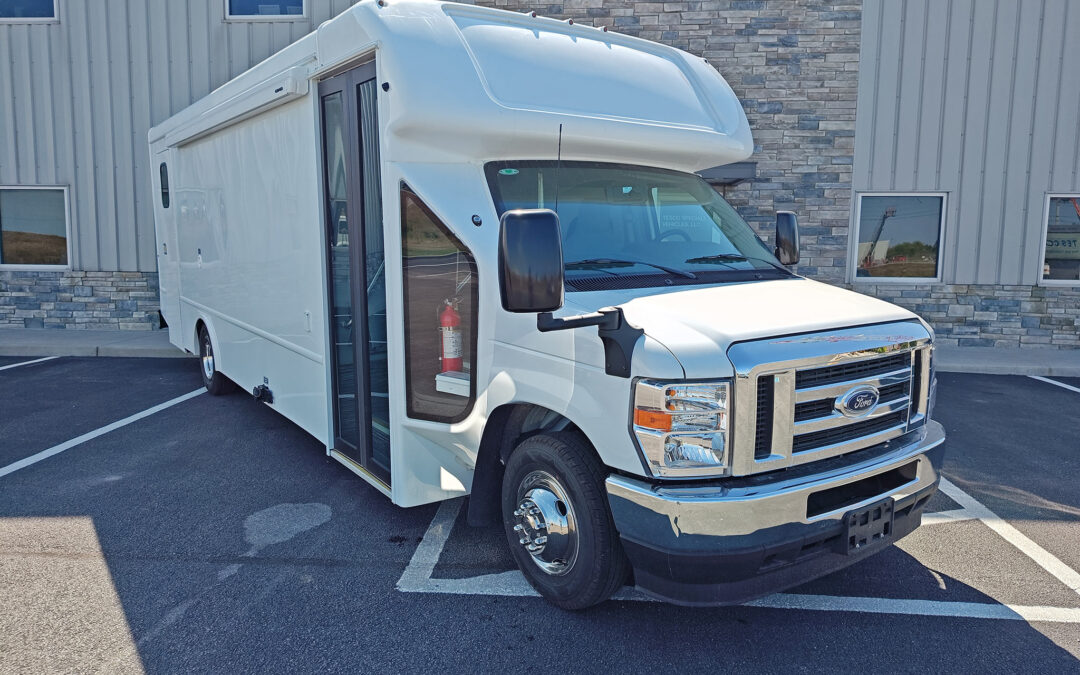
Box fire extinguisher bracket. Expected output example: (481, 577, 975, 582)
(435, 370, 470, 397)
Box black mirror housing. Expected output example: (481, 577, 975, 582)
(775, 211, 800, 265)
(498, 209, 565, 313)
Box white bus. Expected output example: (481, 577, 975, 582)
(149, 0, 946, 609)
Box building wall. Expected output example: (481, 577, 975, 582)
(851, 0, 1080, 347)
(854, 0, 1080, 286)
(855, 282, 1080, 348)
(0, 270, 159, 330)
(0, 0, 362, 275)
(1, 0, 1077, 343)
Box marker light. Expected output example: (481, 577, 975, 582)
(632, 380, 730, 479)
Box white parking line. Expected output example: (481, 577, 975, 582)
(0, 356, 60, 372)
(1028, 375, 1080, 395)
(396, 499, 460, 593)
(921, 508, 978, 526)
(398, 481, 1080, 619)
(938, 477, 1080, 596)
(0, 389, 205, 479)
(745, 594, 1080, 623)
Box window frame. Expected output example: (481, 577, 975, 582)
(0, 0, 59, 24)
(1037, 193, 1080, 287)
(0, 185, 72, 270)
(223, 0, 308, 22)
(849, 191, 948, 284)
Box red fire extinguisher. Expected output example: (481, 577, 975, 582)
(439, 300, 463, 374)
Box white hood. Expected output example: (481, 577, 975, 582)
(563, 277, 920, 378)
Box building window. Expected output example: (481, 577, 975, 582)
(1041, 195, 1080, 284)
(0, 0, 57, 21)
(400, 184, 478, 424)
(853, 193, 945, 281)
(225, 0, 305, 19)
(0, 188, 69, 267)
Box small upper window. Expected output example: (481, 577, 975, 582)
(226, 0, 305, 19)
(0, 188, 68, 267)
(1041, 196, 1080, 284)
(0, 0, 57, 21)
(853, 194, 945, 281)
(159, 163, 170, 209)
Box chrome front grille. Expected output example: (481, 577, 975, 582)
(728, 322, 933, 476)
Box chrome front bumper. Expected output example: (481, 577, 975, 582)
(605, 420, 946, 605)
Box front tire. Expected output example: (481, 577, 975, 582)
(501, 432, 629, 610)
(198, 325, 232, 396)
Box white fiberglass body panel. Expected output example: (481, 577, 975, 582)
(173, 99, 329, 444)
(450, 12, 724, 129)
(313, 2, 753, 170)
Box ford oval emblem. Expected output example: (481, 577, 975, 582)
(837, 386, 880, 418)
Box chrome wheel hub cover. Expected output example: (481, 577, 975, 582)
(201, 337, 214, 379)
(512, 470, 578, 576)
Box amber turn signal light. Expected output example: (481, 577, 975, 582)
(633, 408, 672, 431)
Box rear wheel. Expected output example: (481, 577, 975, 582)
(198, 325, 231, 396)
(501, 432, 629, 610)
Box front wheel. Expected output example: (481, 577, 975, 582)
(501, 432, 629, 610)
(198, 324, 232, 396)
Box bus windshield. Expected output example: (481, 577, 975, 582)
(485, 161, 790, 290)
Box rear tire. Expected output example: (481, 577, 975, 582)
(198, 324, 232, 396)
(501, 432, 629, 610)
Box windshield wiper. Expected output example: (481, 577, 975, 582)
(685, 254, 794, 275)
(685, 253, 747, 264)
(566, 258, 696, 280)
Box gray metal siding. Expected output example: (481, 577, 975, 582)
(0, 0, 359, 273)
(854, 0, 1080, 285)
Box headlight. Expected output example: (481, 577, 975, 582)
(632, 379, 730, 478)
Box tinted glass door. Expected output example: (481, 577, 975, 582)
(319, 62, 390, 485)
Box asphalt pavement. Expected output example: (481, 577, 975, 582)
(1, 357, 1078, 673)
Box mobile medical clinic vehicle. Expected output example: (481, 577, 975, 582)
(149, 0, 946, 609)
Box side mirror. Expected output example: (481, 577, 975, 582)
(498, 209, 564, 313)
(775, 211, 800, 265)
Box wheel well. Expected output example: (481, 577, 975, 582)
(466, 403, 586, 527)
(194, 318, 206, 348)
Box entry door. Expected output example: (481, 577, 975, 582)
(319, 63, 391, 485)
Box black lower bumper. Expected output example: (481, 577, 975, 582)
(607, 424, 946, 606)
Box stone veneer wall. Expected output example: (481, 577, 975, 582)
(852, 283, 1080, 349)
(0, 271, 159, 330)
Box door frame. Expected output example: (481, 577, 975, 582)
(318, 60, 391, 486)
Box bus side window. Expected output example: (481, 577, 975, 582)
(160, 162, 170, 209)
(400, 184, 479, 423)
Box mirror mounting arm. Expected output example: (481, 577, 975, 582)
(537, 306, 644, 378)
